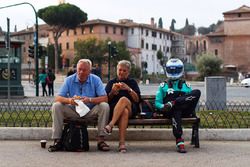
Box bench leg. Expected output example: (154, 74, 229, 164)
(191, 122, 200, 148)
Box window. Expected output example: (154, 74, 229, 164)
(131, 28, 134, 34)
(90, 26, 94, 33)
(203, 40, 207, 51)
(66, 42, 69, 49)
(59, 43, 62, 50)
(152, 31, 157, 37)
(105, 26, 108, 33)
(141, 28, 143, 35)
(121, 28, 123, 35)
(215, 49, 218, 55)
(113, 27, 116, 34)
(66, 30, 69, 36)
(141, 39, 144, 49)
(146, 43, 149, 49)
(74, 29, 77, 35)
(167, 46, 170, 52)
(159, 33, 162, 39)
(81, 27, 85, 34)
(146, 30, 149, 36)
(152, 44, 157, 50)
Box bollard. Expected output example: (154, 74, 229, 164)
(205, 76, 226, 110)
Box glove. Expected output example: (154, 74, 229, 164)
(162, 101, 175, 112)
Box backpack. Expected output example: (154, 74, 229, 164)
(46, 76, 52, 84)
(61, 123, 89, 152)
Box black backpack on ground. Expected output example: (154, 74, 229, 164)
(61, 123, 89, 152)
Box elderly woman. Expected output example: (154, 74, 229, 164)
(104, 60, 141, 153)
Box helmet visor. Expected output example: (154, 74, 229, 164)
(166, 66, 183, 75)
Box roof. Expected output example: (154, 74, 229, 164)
(223, 5, 250, 15)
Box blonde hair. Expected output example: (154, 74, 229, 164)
(77, 59, 92, 70)
(117, 60, 131, 71)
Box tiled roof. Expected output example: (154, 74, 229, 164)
(223, 5, 250, 14)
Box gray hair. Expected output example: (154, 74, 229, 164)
(77, 59, 92, 70)
(117, 60, 131, 71)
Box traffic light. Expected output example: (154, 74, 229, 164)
(28, 45, 34, 58)
(111, 46, 118, 57)
(38, 46, 47, 59)
(38, 46, 43, 58)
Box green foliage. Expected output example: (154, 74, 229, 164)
(38, 3, 87, 72)
(172, 18, 196, 35)
(158, 17, 163, 28)
(156, 50, 167, 75)
(170, 19, 176, 31)
(74, 38, 105, 66)
(38, 3, 87, 29)
(196, 53, 223, 80)
(130, 64, 141, 79)
(198, 20, 223, 35)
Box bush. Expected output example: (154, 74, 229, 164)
(196, 53, 223, 80)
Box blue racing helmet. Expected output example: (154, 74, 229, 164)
(166, 58, 184, 80)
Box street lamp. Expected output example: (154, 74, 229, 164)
(108, 41, 111, 81)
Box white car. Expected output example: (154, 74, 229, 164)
(241, 78, 250, 87)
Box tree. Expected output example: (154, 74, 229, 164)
(74, 38, 131, 78)
(196, 53, 223, 80)
(156, 50, 167, 75)
(38, 3, 87, 73)
(158, 17, 163, 28)
(74, 38, 105, 66)
(185, 18, 189, 27)
(170, 19, 176, 31)
(197, 20, 223, 35)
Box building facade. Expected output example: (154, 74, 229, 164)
(11, 18, 186, 75)
(187, 5, 250, 74)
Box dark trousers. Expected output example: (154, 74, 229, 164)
(41, 82, 48, 96)
(48, 83, 54, 96)
(164, 89, 201, 139)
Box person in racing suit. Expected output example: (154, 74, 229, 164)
(155, 58, 201, 153)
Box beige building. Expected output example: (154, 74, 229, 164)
(11, 24, 50, 70)
(188, 5, 250, 73)
(48, 19, 128, 67)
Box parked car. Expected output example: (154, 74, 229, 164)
(241, 78, 250, 87)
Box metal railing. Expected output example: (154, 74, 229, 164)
(0, 98, 249, 128)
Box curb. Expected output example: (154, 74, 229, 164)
(0, 127, 249, 141)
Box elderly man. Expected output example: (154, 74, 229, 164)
(49, 59, 110, 152)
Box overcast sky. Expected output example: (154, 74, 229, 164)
(0, 0, 249, 32)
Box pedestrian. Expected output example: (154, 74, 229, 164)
(155, 58, 201, 153)
(46, 69, 56, 96)
(49, 59, 110, 152)
(39, 69, 48, 96)
(104, 60, 141, 153)
(67, 64, 76, 77)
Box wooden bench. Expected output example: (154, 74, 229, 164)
(64, 95, 200, 148)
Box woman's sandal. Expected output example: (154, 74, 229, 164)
(103, 124, 113, 135)
(97, 141, 110, 151)
(118, 143, 127, 153)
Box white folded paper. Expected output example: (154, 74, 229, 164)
(74, 99, 90, 117)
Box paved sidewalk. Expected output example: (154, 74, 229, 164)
(0, 140, 249, 167)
